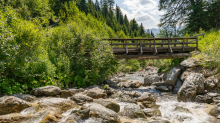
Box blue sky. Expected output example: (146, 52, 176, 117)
(92, 0, 164, 29)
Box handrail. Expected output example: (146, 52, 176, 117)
(103, 37, 197, 40)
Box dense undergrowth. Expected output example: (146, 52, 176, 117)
(0, 1, 119, 94)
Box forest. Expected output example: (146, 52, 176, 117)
(0, 0, 220, 94)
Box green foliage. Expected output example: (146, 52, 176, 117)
(0, 1, 118, 94)
(119, 60, 141, 73)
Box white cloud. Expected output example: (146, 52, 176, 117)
(121, 0, 160, 29)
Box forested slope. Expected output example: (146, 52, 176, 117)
(0, 1, 120, 94)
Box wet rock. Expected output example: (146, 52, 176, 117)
(12, 94, 37, 102)
(111, 91, 141, 104)
(85, 87, 107, 99)
(34, 97, 78, 114)
(117, 95, 137, 104)
(117, 80, 143, 88)
(180, 57, 200, 68)
(141, 101, 158, 108)
(82, 103, 120, 123)
(64, 108, 90, 122)
(105, 79, 120, 89)
(155, 86, 169, 92)
(209, 105, 220, 117)
(0, 96, 31, 115)
(148, 120, 170, 123)
(60, 88, 84, 98)
(31, 86, 61, 96)
(173, 79, 183, 94)
(0, 113, 36, 123)
(174, 106, 192, 114)
(106, 87, 118, 97)
(164, 67, 181, 86)
(180, 71, 190, 81)
(119, 104, 146, 119)
(139, 66, 159, 76)
(137, 92, 157, 102)
(143, 108, 161, 117)
(94, 99, 120, 113)
(204, 76, 218, 90)
(195, 95, 213, 104)
(123, 91, 142, 98)
(144, 75, 160, 86)
(70, 94, 93, 105)
(208, 92, 218, 97)
(177, 73, 205, 102)
(152, 82, 165, 86)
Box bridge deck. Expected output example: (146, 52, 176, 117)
(104, 37, 198, 59)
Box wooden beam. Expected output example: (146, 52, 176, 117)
(103, 37, 197, 40)
(110, 42, 196, 46)
(114, 53, 190, 59)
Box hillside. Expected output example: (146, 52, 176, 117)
(0, 1, 119, 94)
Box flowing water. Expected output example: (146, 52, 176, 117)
(118, 73, 216, 123)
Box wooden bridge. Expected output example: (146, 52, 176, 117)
(103, 36, 200, 59)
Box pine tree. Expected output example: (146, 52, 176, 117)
(108, 0, 115, 10)
(140, 23, 145, 36)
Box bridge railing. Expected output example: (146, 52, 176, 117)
(103, 37, 198, 54)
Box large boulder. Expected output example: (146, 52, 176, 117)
(173, 79, 183, 94)
(60, 88, 84, 98)
(143, 108, 161, 117)
(144, 75, 160, 86)
(137, 92, 157, 102)
(177, 73, 205, 102)
(70, 94, 93, 105)
(180, 58, 200, 68)
(164, 67, 181, 86)
(195, 95, 214, 104)
(63, 108, 90, 122)
(0, 96, 31, 115)
(117, 80, 142, 88)
(12, 94, 37, 102)
(94, 99, 120, 113)
(34, 97, 78, 114)
(204, 76, 218, 90)
(31, 86, 61, 96)
(85, 87, 107, 99)
(118, 103, 146, 119)
(105, 79, 120, 89)
(82, 103, 120, 123)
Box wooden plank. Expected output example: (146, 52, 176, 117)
(110, 42, 196, 46)
(114, 53, 190, 59)
(103, 37, 197, 40)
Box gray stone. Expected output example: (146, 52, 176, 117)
(155, 86, 169, 92)
(70, 94, 93, 105)
(180, 58, 200, 68)
(210, 106, 220, 117)
(82, 103, 120, 123)
(94, 99, 120, 113)
(137, 92, 157, 102)
(85, 87, 107, 99)
(152, 82, 165, 86)
(12, 94, 37, 102)
(117, 80, 142, 88)
(195, 95, 213, 104)
(177, 73, 205, 102)
(143, 108, 161, 117)
(173, 79, 183, 94)
(164, 67, 181, 86)
(31, 86, 61, 96)
(0, 96, 31, 115)
(119, 104, 146, 119)
(144, 75, 160, 86)
(60, 88, 84, 98)
(204, 76, 218, 90)
(105, 79, 120, 89)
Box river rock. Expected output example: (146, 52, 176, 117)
(64, 108, 90, 122)
(0, 113, 37, 123)
(177, 73, 205, 102)
(82, 103, 120, 123)
(209, 105, 220, 117)
(144, 75, 160, 86)
(94, 99, 120, 113)
(204, 76, 218, 90)
(12, 94, 37, 102)
(164, 67, 181, 86)
(137, 92, 157, 102)
(0, 96, 31, 115)
(34, 97, 78, 114)
(60, 88, 84, 98)
(195, 95, 214, 104)
(85, 87, 107, 99)
(140, 66, 159, 76)
(143, 108, 161, 117)
(152, 82, 165, 86)
(31, 86, 61, 96)
(155, 86, 169, 92)
(180, 58, 200, 68)
(70, 94, 93, 105)
(117, 80, 142, 88)
(119, 103, 146, 119)
(105, 79, 120, 89)
(173, 79, 183, 94)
